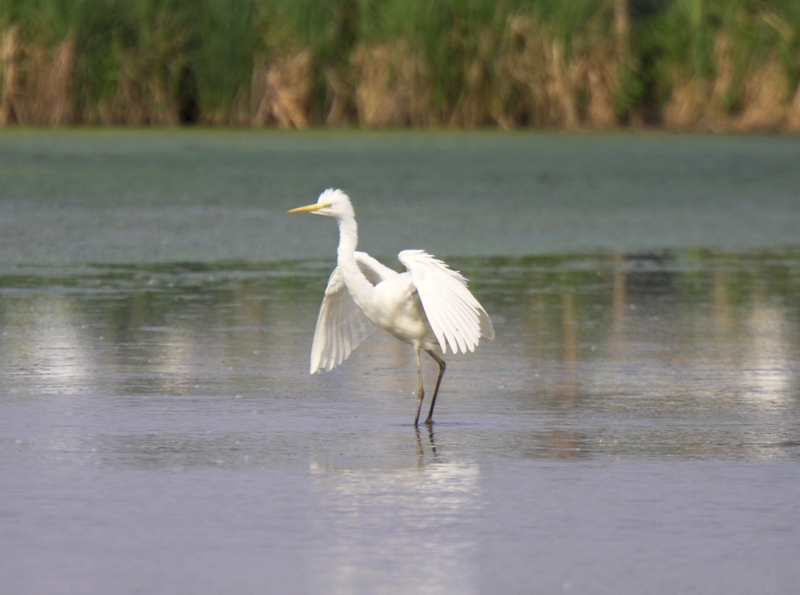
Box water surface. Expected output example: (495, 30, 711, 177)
(1, 132, 799, 595)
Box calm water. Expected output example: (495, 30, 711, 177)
(1, 131, 800, 594)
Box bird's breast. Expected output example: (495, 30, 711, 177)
(362, 274, 435, 346)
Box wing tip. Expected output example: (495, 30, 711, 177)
(478, 307, 495, 341)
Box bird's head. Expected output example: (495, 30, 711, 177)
(288, 189, 354, 220)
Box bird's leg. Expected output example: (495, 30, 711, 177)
(424, 349, 446, 425)
(413, 346, 425, 427)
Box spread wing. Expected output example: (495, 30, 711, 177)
(399, 250, 494, 355)
(354, 251, 399, 284)
(310, 266, 375, 373)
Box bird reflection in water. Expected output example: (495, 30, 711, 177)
(308, 438, 482, 595)
(415, 425, 438, 464)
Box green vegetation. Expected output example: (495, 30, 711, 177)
(1, 0, 799, 129)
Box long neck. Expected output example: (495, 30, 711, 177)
(336, 213, 359, 262)
(336, 213, 375, 308)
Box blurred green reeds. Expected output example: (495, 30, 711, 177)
(1, 0, 799, 129)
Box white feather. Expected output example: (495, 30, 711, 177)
(291, 189, 494, 425)
(309, 252, 400, 373)
(310, 266, 375, 373)
(399, 249, 494, 355)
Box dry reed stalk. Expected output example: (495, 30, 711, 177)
(445, 58, 484, 127)
(665, 32, 793, 132)
(351, 41, 433, 127)
(583, 41, 618, 128)
(97, 58, 145, 125)
(614, 0, 630, 60)
(786, 84, 800, 132)
(664, 32, 729, 130)
(734, 56, 788, 131)
(90, 53, 180, 126)
(323, 67, 353, 126)
(446, 29, 500, 128)
(185, 85, 251, 126)
(1, 25, 19, 124)
(4, 36, 74, 125)
(711, 33, 734, 107)
(227, 87, 252, 126)
(544, 39, 580, 129)
(150, 80, 180, 125)
(663, 74, 717, 129)
(251, 49, 312, 128)
(500, 16, 618, 129)
(501, 18, 566, 127)
(203, 107, 225, 126)
(44, 40, 73, 124)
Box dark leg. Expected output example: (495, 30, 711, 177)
(424, 349, 446, 425)
(413, 347, 425, 426)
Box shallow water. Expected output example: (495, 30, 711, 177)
(1, 132, 800, 594)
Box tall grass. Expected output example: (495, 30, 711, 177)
(649, 0, 800, 129)
(1, 0, 799, 129)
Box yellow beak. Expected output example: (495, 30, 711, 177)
(288, 203, 327, 214)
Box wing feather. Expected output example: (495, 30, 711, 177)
(398, 250, 494, 355)
(354, 251, 399, 285)
(310, 266, 375, 373)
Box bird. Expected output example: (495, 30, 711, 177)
(289, 189, 494, 426)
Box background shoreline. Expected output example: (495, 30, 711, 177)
(2, 0, 799, 132)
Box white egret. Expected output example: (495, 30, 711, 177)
(289, 189, 494, 425)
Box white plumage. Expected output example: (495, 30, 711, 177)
(289, 189, 494, 425)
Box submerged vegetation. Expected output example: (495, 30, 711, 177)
(1, 0, 799, 130)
